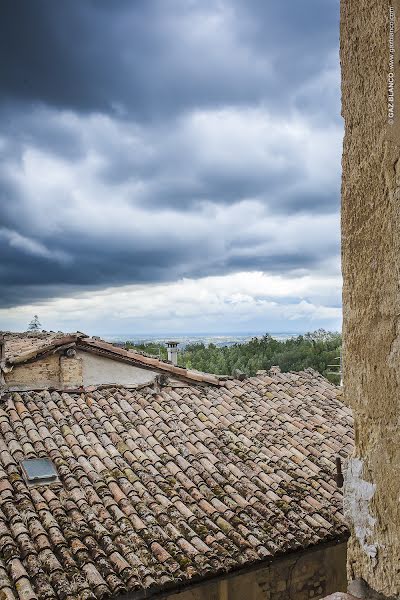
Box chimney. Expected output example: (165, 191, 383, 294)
(166, 341, 179, 366)
(269, 365, 281, 376)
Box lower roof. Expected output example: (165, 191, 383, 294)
(0, 370, 353, 600)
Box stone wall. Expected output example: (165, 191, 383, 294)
(167, 542, 347, 600)
(341, 0, 400, 596)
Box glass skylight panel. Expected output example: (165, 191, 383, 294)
(21, 458, 58, 486)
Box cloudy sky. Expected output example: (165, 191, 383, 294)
(0, 1, 342, 335)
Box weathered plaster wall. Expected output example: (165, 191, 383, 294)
(78, 351, 156, 386)
(341, 1, 400, 596)
(167, 542, 347, 600)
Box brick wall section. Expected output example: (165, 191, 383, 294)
(60, 355, 83, 388)
(1, 332, 85, 391)
(4, 354, 61, 389)
(4, 354, 84, 390)
(168, 542, 347, 600)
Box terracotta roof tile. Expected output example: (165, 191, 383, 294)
(0, 371, 353, 599)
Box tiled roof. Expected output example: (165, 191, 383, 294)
(0, 370, 353, 600)
(0, 332, 83, 362)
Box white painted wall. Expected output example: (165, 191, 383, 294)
(78, 351, 156, 386)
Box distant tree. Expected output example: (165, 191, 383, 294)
(27, 315, 42, 331)
(125, 330, 342, 384)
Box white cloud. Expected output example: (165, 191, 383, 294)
(0, 271, 342, 334)
(181, 106, 341, 178)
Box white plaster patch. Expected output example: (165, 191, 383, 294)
(343, 458, 377, 559)
(78, 351, 157, 386)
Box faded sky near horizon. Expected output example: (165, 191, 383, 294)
(0, 1, 342, 335)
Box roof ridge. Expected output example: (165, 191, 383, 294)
(2, 334, 229, 386)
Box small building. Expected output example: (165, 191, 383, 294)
(0, 332, 353, 600)
(0, 331, 203, 391)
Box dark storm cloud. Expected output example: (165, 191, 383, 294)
(0, 0, 339, 119)
(0, 0, 342, 309)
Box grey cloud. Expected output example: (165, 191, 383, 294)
(0, 185, 339, 309)
(0, 0, 341, 309)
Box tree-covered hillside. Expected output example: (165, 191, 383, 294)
(126, 329, 342, 384)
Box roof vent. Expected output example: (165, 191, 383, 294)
(21, 458, 59, 486)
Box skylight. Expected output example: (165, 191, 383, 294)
(21, 458, 59, 486)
